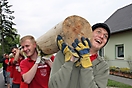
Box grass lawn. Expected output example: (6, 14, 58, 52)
(107, 79, 132, 88)
(0, 63, 2, 68)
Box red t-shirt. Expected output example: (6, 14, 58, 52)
(5, 58, 12, 72)
(12, 59, 23, 84)
(90, 53, 98, 61)
(50, 55, 55, 61)
(20, 56, 54, 88)
(20, 81, 28, 88)
(9, 57, 14, 78)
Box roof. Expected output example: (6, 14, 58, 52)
(104, 3, 132, 34)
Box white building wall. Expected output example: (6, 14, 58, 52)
(104, 30, 132, 68)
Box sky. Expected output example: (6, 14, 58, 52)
(9, 0, 132, 39)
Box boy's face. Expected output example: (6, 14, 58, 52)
(12, 48, 18, 55)
(5, 54, 9, 58)
(21, 39, 36, 57)
(90, 27, 108, 50)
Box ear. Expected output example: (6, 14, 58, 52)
(33, 43, 37, 48)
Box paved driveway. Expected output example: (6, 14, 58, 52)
(109, 75, 132, 86)
(0, 68, 6, 88)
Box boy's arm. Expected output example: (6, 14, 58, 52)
(49, 51, 74, 88)
(79, 59, 109, 88)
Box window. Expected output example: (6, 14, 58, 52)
(116, 44, 124, 59)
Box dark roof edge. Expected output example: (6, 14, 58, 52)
(105, 3, 132, 23)
(111, 27, 132, 34)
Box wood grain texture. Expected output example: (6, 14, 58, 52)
(36, 15, 92, 54)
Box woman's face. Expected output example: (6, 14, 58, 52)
(90, 27, 108, 50)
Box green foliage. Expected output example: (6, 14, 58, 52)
(0, 0, 20, 54)
(0, 63, 2, 68)
(109, 66, 116, 71)
(107, 79, 132, 88)
(3, 34, 20, 53)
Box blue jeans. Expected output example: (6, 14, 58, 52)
(12, 83, 20, 88)
(10, 78, 13, 87)
(3, 70, 7, 83)
(6, 72, 10, 84)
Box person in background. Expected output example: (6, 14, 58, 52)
(4, 54, 11, 88)
(10, 46, 25, 88)
(49, 23, 111, 88)
(0, 53, 7, 86)
(8, 53, 15, 88)
(20, 35, 54, 88)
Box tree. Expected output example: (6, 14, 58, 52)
(0, 0, 19, 55)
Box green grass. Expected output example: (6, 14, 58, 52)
(0, 63, 2, 68)
(107, 79, 132, 88)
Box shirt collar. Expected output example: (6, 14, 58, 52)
(90, 53, 98, 61)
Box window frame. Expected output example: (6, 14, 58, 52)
(115, 44, 124, 59)
(99, 48, 104, 57)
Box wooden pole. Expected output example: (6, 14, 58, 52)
(36, 15, 92, 54)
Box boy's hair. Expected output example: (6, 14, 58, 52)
(20, 35, 36, 44)
(10, 46, 18, 51)
(92, 23, 110, 40)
